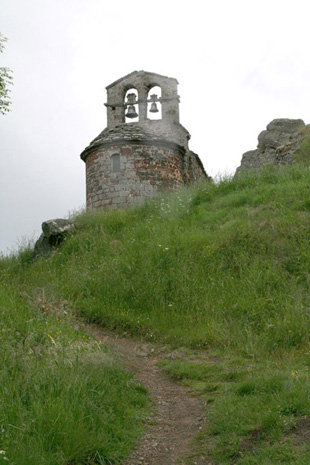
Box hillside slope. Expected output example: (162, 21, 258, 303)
(2, 161, 310, 464)
(21, 163, 310, 354)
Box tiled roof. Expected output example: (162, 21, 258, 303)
(81, 124, 173, 156)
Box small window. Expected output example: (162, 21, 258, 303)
(111, 153, 120, 173)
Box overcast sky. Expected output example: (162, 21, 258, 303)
(1, 0, 309, 254)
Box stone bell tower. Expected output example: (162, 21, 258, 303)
(80, 70, 207, 210)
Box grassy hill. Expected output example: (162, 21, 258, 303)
(2, 161, 310, 464)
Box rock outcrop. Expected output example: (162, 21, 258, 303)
(34, 219, 75, 256)
(236, 119, 310, 175)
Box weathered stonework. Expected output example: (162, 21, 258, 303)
(236, 119, 310, 175)
(81, 71, 208, 210)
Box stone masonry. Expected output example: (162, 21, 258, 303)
(80, 71, 208, 210)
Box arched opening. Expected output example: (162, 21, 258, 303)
(125, 88, 139, 123)
(147, 86, 162, 120)
(111, 153, 120, 173)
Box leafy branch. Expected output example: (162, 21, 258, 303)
(0, 33, 13, 115)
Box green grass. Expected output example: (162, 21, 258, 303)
(294, 127, 310, 164)
(12, 163, 310, 354)
(0, 280, 150, 464)
(160, 356, 310, 464)
(2, 161, 310, 463)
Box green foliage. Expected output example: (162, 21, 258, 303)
(0, 280, 150, 464)
(3, 162, 310, 463)
(294, 128, 310, 164)
(18, 163, 310, 355)
(0, 34, 13, 115)
(3, 163, 310, 354)
(159, 359, 223, 381)
(161, 356, 310, 464)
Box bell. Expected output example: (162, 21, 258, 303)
(149, 102, 159, 113)
(126, 93, 137, 104)
(125, 105, 138, 119)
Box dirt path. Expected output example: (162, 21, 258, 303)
(91, 326, 206, 465)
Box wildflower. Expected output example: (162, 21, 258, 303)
(110, 240, 119, 250)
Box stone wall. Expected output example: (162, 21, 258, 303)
(236, 119, 309, 175)
(85, 140, 189, 210)
(188, 150, 209, 183)
(106, 71, 180, 127)
(137, 119, 190, 152)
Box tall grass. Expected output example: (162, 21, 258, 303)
(2, 161, 310, 463)
(10, 163, 310, 356)
(0, 280, 149, 464)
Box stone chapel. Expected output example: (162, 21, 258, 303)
(80, 70, 207, 209)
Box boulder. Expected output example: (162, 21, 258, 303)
(34, 218, 75, 256)
(236, 119, 309, 175)
(258, 119, 305, 150)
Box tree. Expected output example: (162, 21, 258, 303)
(0, 34, 13, 115)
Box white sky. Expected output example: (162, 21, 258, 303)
(1, 0, 309, 253)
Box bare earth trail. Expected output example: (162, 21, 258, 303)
(91, 326, 207, 465)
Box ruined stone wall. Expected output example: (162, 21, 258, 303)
(84, 141, 186, 210)
(187, 151, 209, 183)
(236, 119, 309, 175)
